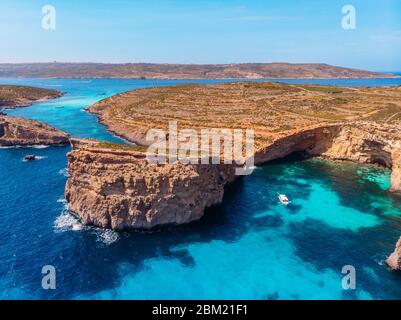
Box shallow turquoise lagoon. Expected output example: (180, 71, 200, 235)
(0, 78, 401, 299)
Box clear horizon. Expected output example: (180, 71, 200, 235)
(0, 0, 400, 71)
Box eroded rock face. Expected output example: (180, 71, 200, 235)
(65, 139, 236, 230)
(387, 237, 401, 270)
(255, 122, 401, 193)
(65, 121, 401, 230)
(0, 116, 70, 146)
(391, 151, 401, 193)
(320, 123, 401, 193)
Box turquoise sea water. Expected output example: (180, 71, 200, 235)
(0, 77, 401, 300)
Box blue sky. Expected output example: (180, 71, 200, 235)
(0, 0, 400, 71)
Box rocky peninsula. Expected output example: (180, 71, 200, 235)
(63, 82, 401, 231)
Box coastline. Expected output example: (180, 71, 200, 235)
(2, 77, 401, 299)
(1, 75, 400, 80)
(72, 82, 401, 231)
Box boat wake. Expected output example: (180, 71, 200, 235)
(22, 156, 47, 162)
(0, 145, 50, 149)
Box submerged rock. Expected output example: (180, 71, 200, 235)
(0, 115, 70, 147)
(387, 237, 401, 271)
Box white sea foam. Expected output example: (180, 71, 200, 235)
(54, 202, 120, 245)
(54, 211, 82, 232)
(57, 197, 68, 206)
(58, 168, 69, 177)
(32, 145, 50, 149)
(95, 229, 120, 245)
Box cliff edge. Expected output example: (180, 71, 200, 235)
(66, 82, 401, 230)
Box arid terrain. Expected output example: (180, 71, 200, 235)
(0, 63, 396, 79)
(0, 115, 69, 146)
(89, 82, 401, 149)
(64, 82, 401, 233)
(0, 85, 62, 109)
(0, 85, 68, 145)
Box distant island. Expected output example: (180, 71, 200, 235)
(0, 63, 397, 79)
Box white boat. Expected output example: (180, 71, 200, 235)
(278, 193, 290, 206)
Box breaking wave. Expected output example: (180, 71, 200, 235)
(54, 199, 120, 245)
(58, 168, 69, 177)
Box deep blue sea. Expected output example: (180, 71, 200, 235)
(0, 77, 401, 300)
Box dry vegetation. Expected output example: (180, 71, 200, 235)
(89, 82, 401, 150)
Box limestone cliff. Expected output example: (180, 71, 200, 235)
(65, 121, 401, 230)
(320, 123, 401, 194)
(391, 151, 401, 193)
(65, 139, 236, 230)
(66, 82, 401, 230)
(254, 123, 401, 193)
(0, 116, 70, 146)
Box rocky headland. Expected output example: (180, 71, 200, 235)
(65, 138, 236, 229)
(0, 115, 69, 146)
(64, 82, 401, 231)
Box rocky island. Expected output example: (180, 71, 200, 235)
(0, 85, 69, 146)
(0, 85, 63, 109)
(0, 115, 69, 147)
(64, 82, 401, 232)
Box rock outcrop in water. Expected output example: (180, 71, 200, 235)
(0, 85, 62, 109)
(387, 237, 401, 270)
(0, 116, 70, 146)
(65, 139, 236, 230)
